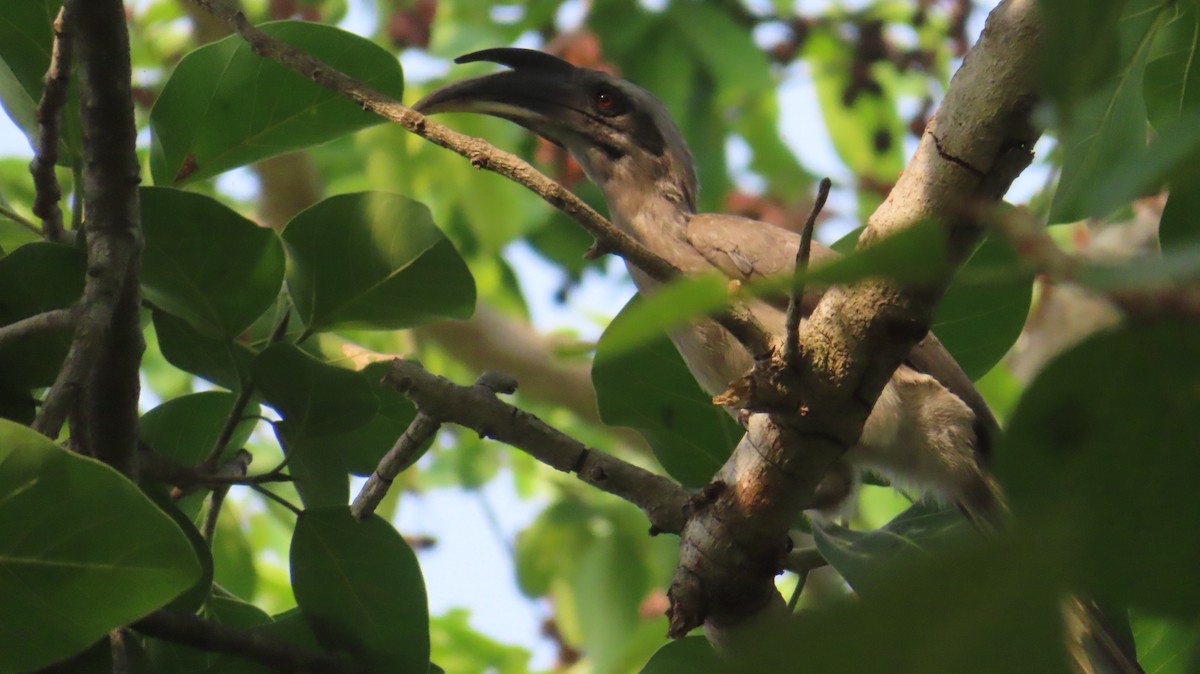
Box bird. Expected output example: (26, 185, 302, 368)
(415, 47, 999, 520)
(415, 48, 1144, 674)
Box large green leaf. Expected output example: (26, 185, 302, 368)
(296, 360, 418, 477)
(141, 391, 260, 467)
(0, 420, 201, 673)
(152, 310, 256, 392)
(1037, 0, 1132, 112)
(282, 192, 475, 332)
(744, 541, 1072, 674)
(593, 296, 742, 488)
(250, 343, 377, 438)
(0, 0, 80, 163)
(149, 21, 404, 186)
(813, 503, 970, 595)
(1049, 0, 1167, 223)
(640, 637, 725, 674)
(273, 420, 349, 510)
(1132, 614, 1200, 674)
(140, 187, 285, 337)
(291, 507, 429, 673)
(932, 235, 1033, 380)
(0, 241, 84, 393)
(998, 323, 1200, 619)
(1144, 3, 1200, 130)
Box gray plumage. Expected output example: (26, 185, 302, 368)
(415, 48, 998, 518)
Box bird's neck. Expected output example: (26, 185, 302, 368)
(597, 171, 695, 272)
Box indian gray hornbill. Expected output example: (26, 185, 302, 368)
(415, 47, 1145, 674)
(415, 47, 999, 520)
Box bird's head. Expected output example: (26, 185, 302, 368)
(414, 48, 698, 212)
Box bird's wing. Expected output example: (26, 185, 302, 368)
(685, 213, 836, 315)
(685, 212, 998, 458)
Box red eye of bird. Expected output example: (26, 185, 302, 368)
(594, 87, 621, 114)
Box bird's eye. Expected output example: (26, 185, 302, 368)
(592, 86, 625, 116)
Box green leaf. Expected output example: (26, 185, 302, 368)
(813, 503, 970, 594)
(251, 343, 377, 437)
(1132, 614, 1200, 674)
(1144, 4, 1200, 129)
(298, 360, 418, 477)
(0, 241, 84, 392)
(141, 391, 260, 467)
(1081, 114, 1200, 217)
(291, 507, 430, 672)
(933, 235, 1033, 380)
(1160, 168, 1200, 252)
(0, 420, 201, 673)
(515, 500, 596, 598)
(998, 322, 1200, 619)
(593, 296, 742, 488)
(150, 21, 404, 185)
(140, 187, 285, 337)
(0, 0, 80, 163)
(1049, 1, 1167, 223)
(152, 310, 256, 391)
(429, 609, 530, 674)
(273, 420, 349, 509)
(282, 192, 475, 332)
(640, 637, 725, 674)
(744, 541, 1072, 674)
(1037, 0, 1131, 111)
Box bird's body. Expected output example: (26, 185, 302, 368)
(415, 47, 998, 517)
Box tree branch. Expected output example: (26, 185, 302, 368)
(34, 0, 145, 480)
(0, 307, 76, 350)
(133, 610, 363, 673)
(183, 0, 773, 355)
(666, 0, 1042, 638)
(374, 359, 689, 535)
(992, 207, 1200, 320)
(29, 5, 73, 244)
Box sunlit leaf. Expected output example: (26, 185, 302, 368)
(150, 21, 404, 185)
(282, 192, 475, 332)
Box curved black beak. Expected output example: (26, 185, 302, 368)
(414, 48, 577, 119)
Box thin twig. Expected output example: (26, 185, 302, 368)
(250, 483, 303, 516)
(381, 359, 690, 534)
(201, 310, 289, 470)
(133, 610, 363, 673)
(351, 411, 441, 519)
(29, 5, 73, 244)
(0, 307, 76, 350)
(784, 178, 831, 367)
(0, 203, 42, 236)
(183, 0, 775, 355)
(201, 450, 252, 542)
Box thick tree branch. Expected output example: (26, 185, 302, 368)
(0, 307, 76, 350)
(134, 610, 362, 673)
(373, 359, 689, 534)
(667, 0, 1042, 638)
(34, 0, 145, 480)
(184, 0, 772, 354)
(29, 5, 73, 244)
